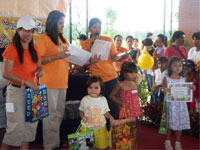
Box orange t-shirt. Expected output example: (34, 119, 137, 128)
(117, 47, 130, 63)
(113, 47, 131, 72)
(2, 44, 41, 84)
(36, 33, 69, 89)
(81, 36, 118, 82)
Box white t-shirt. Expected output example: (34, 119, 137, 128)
(188, 47, 200, 61)
(79, 95, 110, 130)
(153, 69, 167, 85)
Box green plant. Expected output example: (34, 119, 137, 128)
(138, 80, 151, 107)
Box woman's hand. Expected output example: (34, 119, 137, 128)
(36, 66, 43, 78)
(24, 80, 38, 93)
(90, 54, 101, 64)
(55, 50, 71, 60)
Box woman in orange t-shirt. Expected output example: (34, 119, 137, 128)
(36, 10, 70, 150)
(1, 17, 43, 150)
(81, 18, 120, 119)
(113, 34, 131, 72)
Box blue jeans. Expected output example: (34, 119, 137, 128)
(146, 74, 153, 92)
(153, 89, 164, 103)
(146, 74, 155, 103)
(104, 78, 119, 120)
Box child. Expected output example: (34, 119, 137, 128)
(163, 56, 190, 150)
(142, 38, 155, 102)
(183, 59, 199, 112)
(79, 76, 114, 149)
(109, 61, 142, 119)
(152, 56, 168, 103)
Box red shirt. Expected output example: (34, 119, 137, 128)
(164, 45, 188, 60)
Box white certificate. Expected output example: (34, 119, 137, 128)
(65, 44, 92, 66)
(91, 39, 112, 60)
(167, 82, 193, 102)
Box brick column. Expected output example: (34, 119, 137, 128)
(179, 0, 200, 48)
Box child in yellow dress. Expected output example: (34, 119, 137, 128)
(79, 76, 114, 149)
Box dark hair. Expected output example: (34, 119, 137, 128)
(172, 31, 185, 42)
(142, 40, 145, 45)
(119, 61, 138, 81)
(157, 34, 165, 42)
(126, 35, 134, 41)
(133, 38, 138, 42)
(89, 18, 101, 28)
(143, 38, 153, 46)
(168, 56, 182, 77)
(158, 56, 168, 64)
(46, 10, 66, 45)
(13, 29, 38, 64)
(86, 76, 104, 95)
(164, 35, 168, 47)
(114, 35, 123, 41)
(147, 32, 153, 38)
(192, 31, 200, 40)
(183, 59, 195, 68)
(78, 34, 88, 41)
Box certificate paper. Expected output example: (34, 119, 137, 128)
(167, 82, 193, 102)
(60, 44, 92, 66)
(91, 39, 112, 60)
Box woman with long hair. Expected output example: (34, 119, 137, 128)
(36, 10, 70, 149)
(1, 16, 43, 150)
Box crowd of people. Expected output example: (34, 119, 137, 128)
(0, 10, 199, 150)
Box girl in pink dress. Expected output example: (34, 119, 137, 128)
(110, 61, 142, 119)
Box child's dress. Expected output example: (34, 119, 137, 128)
(166, 76, 191, 130)
(119, 89, 142, 118)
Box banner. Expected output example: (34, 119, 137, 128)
(0, 16, 46, 48)
(0, 0, 70, 17)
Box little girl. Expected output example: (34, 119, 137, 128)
(183, 59, 199, 112)
(109, 61, 142, 119)
(79, 76, 114, 149)
(163, 56, 190, 150)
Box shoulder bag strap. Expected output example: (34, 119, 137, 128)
(172, 45, 187, 60)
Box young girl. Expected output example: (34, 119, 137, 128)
(79, 76, 114, 149)
(183, 59, 199, 112)
(109, 61, 142, 119)
(163, 56, 190, 150)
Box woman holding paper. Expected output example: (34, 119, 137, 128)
(1, 17, 42, 150)
(81, 17, 120, 120)
(113, 34, 131, 72)
(36, 10, 70, 150)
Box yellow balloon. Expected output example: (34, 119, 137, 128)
(138, 52, 154, 70)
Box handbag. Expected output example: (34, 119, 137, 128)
(25, 74, 49, 123)
(110, 118, 137, 150)
(111, 107, 137, 150)
(67, 123, 95, 150)
(159, 94, 168, 134)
